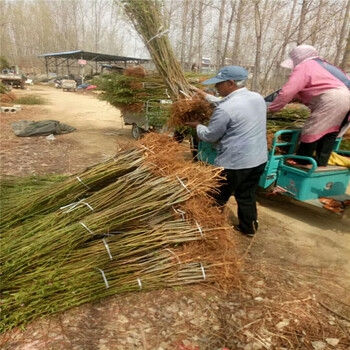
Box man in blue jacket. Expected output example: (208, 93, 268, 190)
(186, 66, 267, 237)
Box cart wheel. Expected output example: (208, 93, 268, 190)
(3, 83, 12, 92)
(131, 123, 143, 139)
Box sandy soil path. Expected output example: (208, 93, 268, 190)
(1, 85, 133, 175)
(35, 85, 132, 154)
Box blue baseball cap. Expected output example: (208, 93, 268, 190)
(202, 65, 248, 85)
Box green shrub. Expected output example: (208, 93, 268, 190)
(339, 139, 350, 151)
(0, 56, 10, 70)
(0, 81, 9, 94)
(15, 95, 46, 105)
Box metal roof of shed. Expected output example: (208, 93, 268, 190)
(38, 50, 149, 62)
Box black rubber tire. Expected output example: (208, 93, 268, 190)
(131, 123, 143, 140)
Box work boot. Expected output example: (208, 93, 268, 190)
(234, 220, 258, 238)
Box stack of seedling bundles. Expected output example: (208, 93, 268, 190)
(97, 66, 171, 113)
(116, 0, 217, 128)
(96, 65, 214, 132)
(1, 133, 236, 332)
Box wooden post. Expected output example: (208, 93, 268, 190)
(45, 57, 49, 78)
(55, 58, 58, 76)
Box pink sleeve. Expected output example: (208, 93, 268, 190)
(268, 66, 309, 112)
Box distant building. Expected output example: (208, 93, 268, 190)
(201, 57, 215, 73)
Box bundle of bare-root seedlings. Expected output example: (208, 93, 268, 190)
(96, 65, 213, 130)
(168, 95, 214, 128)
(1, 133, 237, 333)
(96, 66, 171, 114)
(117, 0, 217, 129)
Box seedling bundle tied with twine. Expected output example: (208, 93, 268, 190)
(118, 0, 310, 130)
(118, 0, 217, 128)
(1, 133, 238, 332)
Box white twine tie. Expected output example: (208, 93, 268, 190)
(147, 26, 169, 43)
(102, 238, 113, 260)
(96, 268, 109, 288)
(80, 222, 94, 235)
(195, 221, 204, 238)
(176, 176, 190, 193)
(172, 207, 186, 220)
(200, 262, 206, 280)
(60, 199, 94, 213)
(177, 209, 186, 221)
(76, 176, 90, 189)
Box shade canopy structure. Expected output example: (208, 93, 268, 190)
(38, 50, 149, 78)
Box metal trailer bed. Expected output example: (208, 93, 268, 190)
(196, 129, 350, 212)
(122, 99, 172, 139)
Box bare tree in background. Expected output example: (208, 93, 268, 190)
(310, 0, 323, 47)
(197, 0, 204, 71)
(232, 0, 244, 65)
(1, 0, 350, 88)
(187, 0, 197, 70)
(252, 0, 267, 91)
(91, 0, 108, 52)
(274, 0, 297, 86)
(222, 0, 236, 66)
(163, 0, 175, 29)
(180, 0, 189, 69)
(334, 0, 350, 66)
(341, 25, 350, 71)
(0, 2, 12, 62)
(215, 0, 226, 69)
(297, 0, 309, 44)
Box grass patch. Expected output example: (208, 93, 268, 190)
(15, 95, 46, 105)
(339, 138, 350, 151)
(0, 81, 9, 94)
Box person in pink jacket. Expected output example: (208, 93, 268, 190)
(268, 45, 350, 166)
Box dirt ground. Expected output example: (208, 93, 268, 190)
(1, 85, 350, 350)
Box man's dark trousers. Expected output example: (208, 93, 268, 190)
(213, 162, 266, 234)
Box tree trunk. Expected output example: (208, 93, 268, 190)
(215, 0, 226, 69)
(180, 0, 189, 69)
(310, 0, 323, 47)
(334, 0, 350, 66)
(187, 0, 197, 70)
(341, 25, 350, 71)
(297, 0, 308, 45)
(197, 0, 203, 71)
(232, 0, 244, 65)
(222, 0, 236, 66)
(275, 0, 297, 84)
(252, 0, 262, 92)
